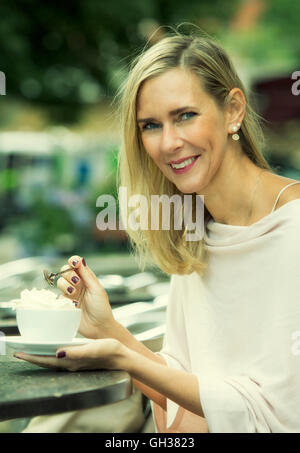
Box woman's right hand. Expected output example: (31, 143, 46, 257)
(56, 255, 115, 339)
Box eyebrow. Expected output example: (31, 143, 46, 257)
(137, 106, 196, 123)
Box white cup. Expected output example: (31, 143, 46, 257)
(16, 308, 82, 342)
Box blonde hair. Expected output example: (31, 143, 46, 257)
(117, 32, 271, 276)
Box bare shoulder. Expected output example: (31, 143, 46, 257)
(268, 173, 300, 209)
(282, 180, 300, 200)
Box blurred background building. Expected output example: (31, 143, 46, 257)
(0, 0, 299, 263)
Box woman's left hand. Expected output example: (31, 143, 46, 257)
(13, 338, 127, 372)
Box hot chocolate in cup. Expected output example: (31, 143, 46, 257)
(15, 288, 81, 342)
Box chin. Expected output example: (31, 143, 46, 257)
(174, 183, 199, 195)
(174, 178, 205, 195)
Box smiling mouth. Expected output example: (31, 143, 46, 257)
(169, 155, 201, 170)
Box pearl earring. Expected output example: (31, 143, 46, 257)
(231, 123, 241, 141)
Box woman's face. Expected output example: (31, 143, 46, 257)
(136, 68, 230, 194)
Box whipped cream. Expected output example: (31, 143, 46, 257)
(15, 288, 77, 310)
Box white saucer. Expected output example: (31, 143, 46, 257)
(0, 336, 93, 355)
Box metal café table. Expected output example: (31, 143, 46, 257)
(0, 354, 132, 422)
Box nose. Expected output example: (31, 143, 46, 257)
(160, 123, 184, 155)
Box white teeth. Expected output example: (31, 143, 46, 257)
(171, 156, 197, 169)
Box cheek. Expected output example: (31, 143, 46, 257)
(187, 118, 214, 145)
(195, 120, 225, 153)
(141, 135, 161, 162)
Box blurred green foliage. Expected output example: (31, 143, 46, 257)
(0, 0, 238, 123)
(262, 0, 300, 60)
(219, 0, 300, 73)
(0, 0, 299, 125)
(10, 194, 74, 254)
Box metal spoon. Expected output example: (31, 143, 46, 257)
(43, 267, 85, 308)
(43, 267, 73, 287)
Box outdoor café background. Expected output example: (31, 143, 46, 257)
(0, 0, 299, 265)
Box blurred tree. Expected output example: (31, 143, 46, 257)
(0, 0, 238, 123)
(262, 0, 300, 60)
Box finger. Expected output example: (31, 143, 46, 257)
(59, 264, 81, 287)
(68, 256, 99, 290)
(68, 255, 82, 269)
(14, 352, 61, 369)
(14, 352, 76, 370)
(56, 341, 98, 360)
(56, 277, 78, 298)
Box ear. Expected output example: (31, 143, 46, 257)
(225, 88, 246, 133)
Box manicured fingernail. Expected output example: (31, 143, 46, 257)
(82, 258, 86, 267)
(71, 276, 79, 284)
(72, 260, 79, 267)
(67, 286, 74, 294)
(57, 351, 66, 358)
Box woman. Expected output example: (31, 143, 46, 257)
(15, 33, 300, 433)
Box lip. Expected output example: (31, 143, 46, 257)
(169, 155, 201, 175)
(168, 154, 200, 165)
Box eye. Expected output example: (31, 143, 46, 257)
(141, 122, 161, 131)
(179, 111, 197, 121)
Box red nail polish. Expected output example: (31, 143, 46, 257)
(67, 286, 74, 293)
(57, 351, 66, 358)
(82, 258, 86, 267)
(71, 276, 79, 284)
(72, 260, 78, 267)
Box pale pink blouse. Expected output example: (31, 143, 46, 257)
(152, 182, 300, 433)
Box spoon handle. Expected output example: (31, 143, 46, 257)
(52, 267, 73, 278)
(43, 267, 74, 287)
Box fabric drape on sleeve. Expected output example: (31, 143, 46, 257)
(153, 274, 191, 428)
(151, 275, 208, 432)
(196, 303, 300, 433)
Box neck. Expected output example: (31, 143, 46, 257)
(200, 148, 266, 226)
